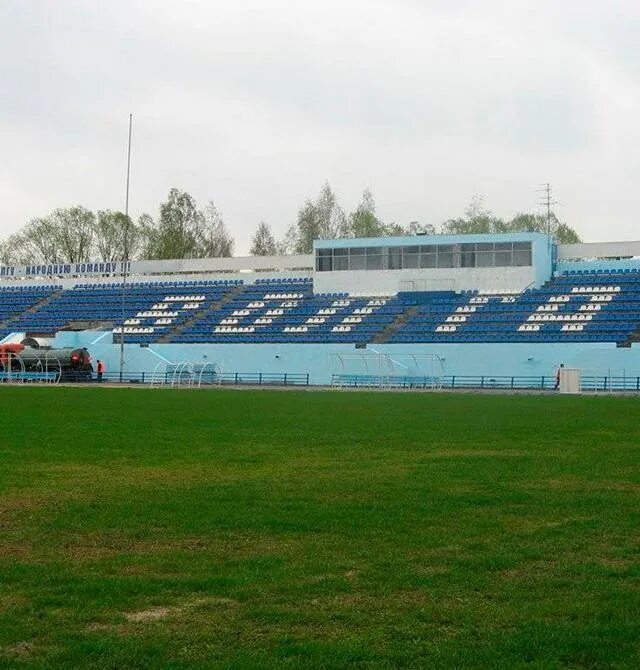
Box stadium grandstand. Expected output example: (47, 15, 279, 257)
(1, 231, 640, 388)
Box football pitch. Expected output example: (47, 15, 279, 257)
(0, 387, 639, 669)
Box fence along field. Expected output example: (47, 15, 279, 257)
(0, 387, 639, 668)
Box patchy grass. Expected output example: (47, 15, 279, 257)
(0, 387, 639, 668)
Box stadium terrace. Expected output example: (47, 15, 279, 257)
(1, 231, 640, 387)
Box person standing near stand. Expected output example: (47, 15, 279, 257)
(96, 359, 105, 383)
(554, 363, 564, 390)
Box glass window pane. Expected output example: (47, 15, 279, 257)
(476, 242, 494, 251)
(333, 255, 349, 271)
(316, 249, 332, 271)
(437, 252, 454, 268)
(316, 254, 332, 271)
(495, 251, 512, 266)
(388, 249, 402, 270)
(438, 244, 454, 253)
(350, 254, 365, 270)
(333, 248, 348, 256)
(402, 246, 420, 254)
(460, 243, 476, 252)
(494, 242, 512, 251)
(513, 242, 531, 251)
(476, 251, 494, 267)
(420, 253, 436, 268)
(365, 254, 382, 270)
(513, 249, 532, 266)
(403, 253, 419, 269)
(420, 245, 437, 253)
(461, 252, 476, 268)
(349, 247, 365, 256)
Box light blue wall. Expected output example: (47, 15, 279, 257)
(52, 331, 640, 384)
(314, 232, 549, 249)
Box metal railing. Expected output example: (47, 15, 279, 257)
(0, 371, 59, 384)
(85, 370, 311, 387)
(204, 372, 310, 386)
(8, 369, 640, 392)
(331, 373, 640, 392)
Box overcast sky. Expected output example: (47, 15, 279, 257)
(1, 0, 639, 254)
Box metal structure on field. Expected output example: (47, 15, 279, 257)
(0, 351, 61, 384)
(330, 350, 445, 389)
(150, 360, 223, 388)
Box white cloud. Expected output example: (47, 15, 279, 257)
(0, 0, 639, 253)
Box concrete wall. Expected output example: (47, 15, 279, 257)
(52, 331, 640, 385)
(314, 266, 538, 296)
(557, 241, 640, 260)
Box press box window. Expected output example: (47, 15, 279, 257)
(437, 245, 454, 268)
(364, 248, 383, 270)
(402, 247, 420, 269)
(316, 249, 332, 272)
(333, 248, 348, 271)
(387, 249, 403, 270)
(349, 247, 365, 271)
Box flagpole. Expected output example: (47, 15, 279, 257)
(119, 113, 133, 383)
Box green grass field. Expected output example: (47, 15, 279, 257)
(0, 387, 639, 669)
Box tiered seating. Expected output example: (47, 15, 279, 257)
(171, 278, 405, 343)
(0, 285, 61, 337)
(389, 270, 640, 345)
(7, 280, 241, 342)
(1, 270, 638, 346)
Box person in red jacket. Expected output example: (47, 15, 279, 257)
(96, 359, 105, 383)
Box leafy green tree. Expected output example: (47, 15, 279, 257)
(250, 221, 278, 256)
(291, 182, 347, 253)
(506, 213, 581, 243)
(441, 196, 505, 235)
(8, 207, 95, 264)
(93, 210, 139, 261)
(199, 202, 234, 257)
(0, 236, 20, 264)
(346, 189, 387, 238)
(141, 189, 234, 259)
(440, 196, 581, 243)
(142, 189, 202, 259)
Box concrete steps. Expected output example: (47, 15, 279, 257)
(156, 284, 246, 343)
(0, 288, 64, 335)
(370, 305, 419, 344)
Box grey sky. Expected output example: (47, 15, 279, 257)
(1, 0, 639, 254)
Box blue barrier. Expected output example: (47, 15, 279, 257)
(0, 371, 59, 383)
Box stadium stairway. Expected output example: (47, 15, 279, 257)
(620, 324, 640, 348)
(371, 305, 419, 344)
(0, 287, 64, 336)
(157, 284, 247, 343)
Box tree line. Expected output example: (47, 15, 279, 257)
(0, 184, 580, 265)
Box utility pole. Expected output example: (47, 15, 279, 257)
(539, 183, 553, 238)
(119, 114, 133, 383)
(537, 183, 557, 256)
